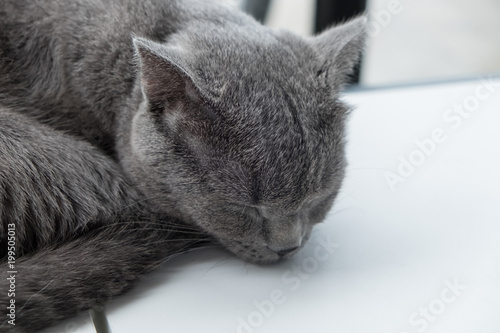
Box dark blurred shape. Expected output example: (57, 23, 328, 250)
(315, 0, 367, 33)
(243, 0, 271, 23)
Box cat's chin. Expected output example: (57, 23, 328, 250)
(218, 240, 302, 265)
(214, 229, 313, 264)
(233, 251, 282, 265)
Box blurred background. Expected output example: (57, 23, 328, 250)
(221, 0, 500, 88)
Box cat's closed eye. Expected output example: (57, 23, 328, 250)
(224, 203, 263, 223)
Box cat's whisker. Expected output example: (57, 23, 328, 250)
(18, 280, 54, 313)
(327, 206, 358, 217)
(93, 223, 205, 234)
(145, 243, 221, 271)
(88, 219, 206, 233)
(142, 238, 214, 246)
(201, 257, 235, 277)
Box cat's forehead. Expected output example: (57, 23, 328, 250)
(184, 27, 321, 93)
(187, 32, 335, 129)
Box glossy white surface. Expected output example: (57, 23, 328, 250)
(105, 78, 500, 333)
(41, 313, 96, 333)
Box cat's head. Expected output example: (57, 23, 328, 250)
(124, 16, 365, 263)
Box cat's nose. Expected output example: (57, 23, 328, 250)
(273, 246, 299, 257)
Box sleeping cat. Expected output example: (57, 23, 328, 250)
(0, 0, 365, 331)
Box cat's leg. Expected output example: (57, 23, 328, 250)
(0, 107, 141, 256)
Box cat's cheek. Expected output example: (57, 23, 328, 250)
(197, 228, 282, 263)
(301, 227, 313, 246)
(308, 196, 338, 225)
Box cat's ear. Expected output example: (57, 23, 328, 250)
(309, 16, 366, 90)
(133, 37, 201, 112)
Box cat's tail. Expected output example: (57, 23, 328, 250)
(0, 216, 213, 333)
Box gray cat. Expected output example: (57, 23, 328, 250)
(0, 0, 365, 331)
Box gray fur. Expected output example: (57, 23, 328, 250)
(0, 108, 137, 255)
(0, 0, 365, 331)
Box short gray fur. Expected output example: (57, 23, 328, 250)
(0, 0, 365, 331)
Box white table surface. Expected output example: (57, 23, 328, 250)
(46, 77, 500, 333)
(40, 314, 96, 333)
